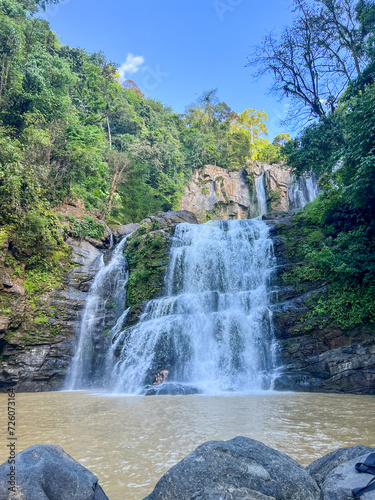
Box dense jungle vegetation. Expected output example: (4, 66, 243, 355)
(1, 0, 375, 332)
(0, 0, 284, 272)
(250, 0, 375, 329)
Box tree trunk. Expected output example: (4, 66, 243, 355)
(106, 115, 112, 150)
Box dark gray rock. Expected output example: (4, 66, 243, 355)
(306, 446, 375, 488)
(0, 444, 108, 500)
(143, 382, 201, 396)
(274, 342, 375, 395)
(114, 222, 141, 238)
(67, 238, 103, 291)
(154, 210, 198, 226)
(269, 214, 375, 396)
(144, 437, 320, 500)
(262, 210, 295, 221)
(321, 453, 375, 500)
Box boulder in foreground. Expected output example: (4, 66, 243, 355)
(306, 445, 375, 488)
(0, 445, 108, 500)
(320, 453, 375, 500)
(144, 436, 320, 500)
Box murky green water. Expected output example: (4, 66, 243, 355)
(0, 391, 374, 499)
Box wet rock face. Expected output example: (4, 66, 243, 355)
(255, 162, 293, 212)
(114, 222, 141, 238)
(0, 211, 198, 392)
(267, 212, 375, 395)
(0, 444, 108, 500)
(120, 210, 199, 331)
(145, 436, 320, 500)
(0, 238, 102, 392)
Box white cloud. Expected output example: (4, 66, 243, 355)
(118, 53, 145, 82)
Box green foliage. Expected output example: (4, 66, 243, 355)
(24, 268, 61, 295)
(125, 230, 170, 306)
(0, 0, 291, 236)
(70, 216, 105, 241)
(280, 195, 375, 330)
(268, 189, 282, 206)
(283, 113, 345, 178)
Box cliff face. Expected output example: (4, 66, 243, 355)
(0, 211, 198, 392)
(0, 237, 103, 392)
(1, 202, 372, 394)
(266, 212, 375, 395)
(178, 165, 254, 221)
(179, 162, 311, 221)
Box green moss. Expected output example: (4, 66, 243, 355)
(245, 172, 255, 197)
(0, 294, 13, 313)
(125, 230, 170, 306)
(12, 266, 22, 277)
(33, 312, 51, 325)
(278, 205, 375, 331)
(24, 269, 61, 296)
(268, 188, 282, 208)
(0, 227, 9, 247)
(201, 186, 209, 195)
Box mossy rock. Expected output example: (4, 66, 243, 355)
(125, 229, 171, 307)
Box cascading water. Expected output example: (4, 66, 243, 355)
(107, 219, 278, 395)
(255, 173, 268, 216)
(288, 174, 319, 209)
(66, 236, 129, 390)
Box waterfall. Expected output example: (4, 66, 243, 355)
(107, 219, 278, 395)
(288, 174, 319, 209)
(255, 173, 268, 216)
(65, 236, 129, 390)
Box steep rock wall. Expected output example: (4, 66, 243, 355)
(266, 212, 375, 395)
(0, 211, 197, 392)
(0, 238, 102, 392)
(178, 165, 254, 222)
(179, 162, 309, 221)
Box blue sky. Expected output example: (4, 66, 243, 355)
(42, 0, 295, 139)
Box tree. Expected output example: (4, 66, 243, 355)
(273, 133, 291, 147)
(249, 0, 375, 123)
(104, 150, 131, 216)
(231, 108, 268, 159)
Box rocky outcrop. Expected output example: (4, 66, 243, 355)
(114, 222, 141, 238)
(178, 162, 314, 222)
(179, 165, 255, 222)
(319, 453, 375, 500)
(0, 238, 102, 392)
(0, 210, 197, 392)
(118, 210, 198, 334)
(0, 444, 108, 499)
(146, 441, 375, 500)
(267, 212, 375, 395)
(145, 436, 320, 500)
(4, 441, 373, 500)
(254, 162, 294, 212)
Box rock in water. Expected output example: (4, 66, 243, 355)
(144, 436, 320, 500)
(320, 453, 375, 500)
(142, 382, 201, 396)
(0, 445, 108, 500)
(306, 445, 375, 488)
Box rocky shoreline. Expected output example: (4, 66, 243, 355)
(1, 439, 374, 499)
